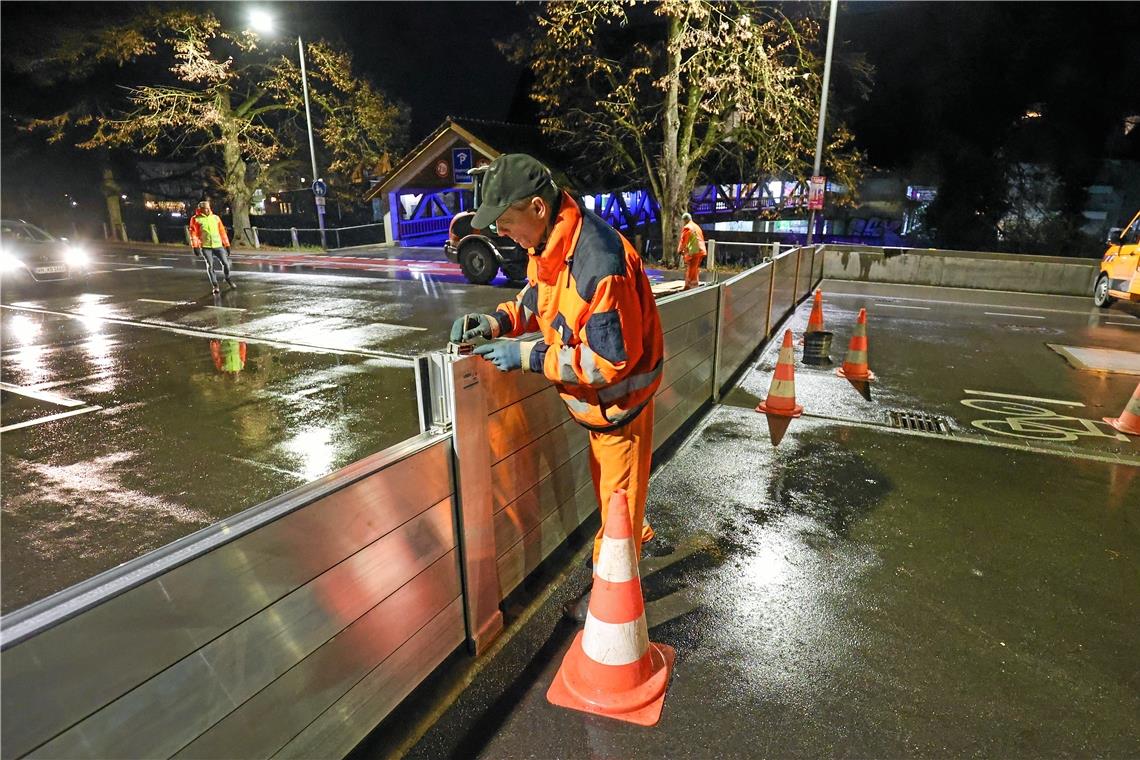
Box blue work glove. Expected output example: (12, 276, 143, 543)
(450, 313, 497, 342)
(473, 340, 521, 372)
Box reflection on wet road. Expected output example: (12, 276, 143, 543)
(1, 259, 510, 613)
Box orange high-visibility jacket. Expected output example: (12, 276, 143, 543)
(679, 220, 706, 257)
(490, 191, 664, 432)
(189, 211, 231, 249)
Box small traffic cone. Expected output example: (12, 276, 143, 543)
(806, 289, 825, 334)
(756, 330, 804, 418)
(1103, 382, 1140, 436)
(547, 490, 675, 726)
(836, 308, 877, 382)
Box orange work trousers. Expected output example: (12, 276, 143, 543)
(588, 400, 655, 564)
(683, 252, 705, 290)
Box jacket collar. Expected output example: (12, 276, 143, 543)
(532, 190, 581, 285)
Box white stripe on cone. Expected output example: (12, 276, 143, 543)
(595, 536, 638, 583)
(582, 612, 650, 666)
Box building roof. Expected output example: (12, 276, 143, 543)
(364, 116, 585, 201)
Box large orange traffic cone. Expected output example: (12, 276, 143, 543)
(756, 330, 804, 418)
(806, 289, 825, 333)
(547, 490, 675, 726)
(1104, 382, 1140, 436)
(836, 308, 877, 382)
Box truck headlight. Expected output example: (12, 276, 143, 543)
(64, 246, 89, 267)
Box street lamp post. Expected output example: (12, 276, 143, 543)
(806, 0, 838, 247)
(249, 10, 327, 250)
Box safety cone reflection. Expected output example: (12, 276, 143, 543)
(806, 289, 825, 333)
(836, 308, 877, 382)
(756, 330, 804, 418)
(547, 490, 675, 726)
(1104, 382, 1140, 436)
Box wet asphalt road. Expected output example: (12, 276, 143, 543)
(0, 250, 514, 613)
(404, 281, 1139, 759)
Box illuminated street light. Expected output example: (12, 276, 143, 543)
(247, 9, 327, 249)
(806, 0, 838, 247)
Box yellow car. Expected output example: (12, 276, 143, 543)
(1095, 209, 1140, 307)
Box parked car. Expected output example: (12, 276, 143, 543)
(443, 167, 528, 284)
(0, 219, 90, 285)
(1094, 208, 1140, 307)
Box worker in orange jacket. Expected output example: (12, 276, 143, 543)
(189, 200, 236, 295)
(678, 212, 706, 290)
(449, 155, 664, 619)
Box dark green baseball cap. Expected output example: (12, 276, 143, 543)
(471, 154, 557, 230)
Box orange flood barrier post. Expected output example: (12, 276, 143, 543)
(756, 330, 804, 418)
(806, 289, 825, 334)
(836, 308, 877, 382)
(1104, 382, 1140, 436)
(547, 490, 675, 726)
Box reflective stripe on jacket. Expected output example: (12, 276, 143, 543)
(491, 191, 664, 432)
(189, 212, 231, 249)
(679, 220, 706, 257)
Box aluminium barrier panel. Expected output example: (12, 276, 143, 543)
(0, 433, 462, 760)
(714, 260, 774, 399)
(796, 245, 814, 301)
(768, 248, 801, 334)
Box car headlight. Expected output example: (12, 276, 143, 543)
(0, 250, 24, 272)
(64, 245, 89, 266)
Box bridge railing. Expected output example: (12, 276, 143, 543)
(0, 243, 823, 758)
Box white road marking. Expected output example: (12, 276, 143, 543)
(0, 303, 415, 363)
(963, 389, 1084, 407)
(877, 303, 930, 310)
(112, 267, 144, 271)
(798, 411, 1136, 467)
(0, 405, 102, 433)
(0, 382, 86, 407)
(203, 305, 247, 312)
(138, 299, 192, 306)
(984, 312, 1046, 319)
(1106, 321, 1140, 328)
(88, 270, 112, 275)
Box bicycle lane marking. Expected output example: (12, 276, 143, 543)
(959, 389, 1131, 443)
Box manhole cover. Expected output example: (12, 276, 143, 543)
(887, 410, 952, 434)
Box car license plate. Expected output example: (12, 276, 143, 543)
(34, 266, 66, 274)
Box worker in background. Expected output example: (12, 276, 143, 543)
(449, 154, 664, 620)
(189, 200, 236, 295)
(678, 212, 706, 290)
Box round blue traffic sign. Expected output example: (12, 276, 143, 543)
(312, 179, 328, 197)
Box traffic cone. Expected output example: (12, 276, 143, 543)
(806, 289, 825, 334)
(1103, 382, 1140, 436)
(547, 490, 675, 726)
(836, 308, 877, 382)
(756, 330, 804, 418)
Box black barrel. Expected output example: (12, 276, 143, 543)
(802, 330, 833, 365)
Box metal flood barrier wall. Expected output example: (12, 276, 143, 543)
(0, 245, 821, 759)
(0, 434, 464, 759)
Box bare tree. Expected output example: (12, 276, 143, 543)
(503, 0, 866, 263)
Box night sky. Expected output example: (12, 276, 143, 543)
(2, 1, 1137, 230)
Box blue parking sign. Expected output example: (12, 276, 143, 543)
(452, 147, 473, 184)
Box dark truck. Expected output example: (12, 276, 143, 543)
(444, 165, 528, 284)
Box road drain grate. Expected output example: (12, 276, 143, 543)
(887, 410, 952, 434)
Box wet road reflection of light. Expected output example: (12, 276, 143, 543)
(5, 313, 42, 344)
(6, 314, 50, 385)
(283, 426, 337, 481)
